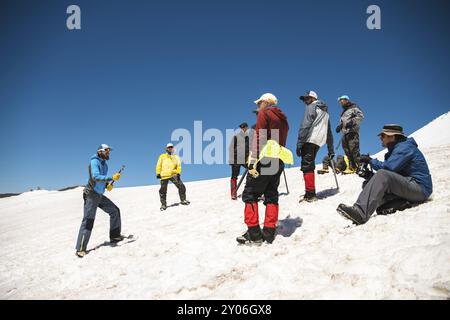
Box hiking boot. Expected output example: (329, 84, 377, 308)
(110, 235, 126, 243)
(343, 167, 357, 174)
(236, 226, 263, 245)
(336, 204, 365, 225)
(75, 251, 86, 258)
(377, 198, 412, 215)
(317, 169, 329, 175)
(299, 191, 318, 203)
(160, 204, 167, 211)
(180, 200, 190, 205)
(262, 227, 276, 244)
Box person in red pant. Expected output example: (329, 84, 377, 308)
(296, 91, 334, 202)
(236, 93, 290, 245)
(228, 122, 250, 200)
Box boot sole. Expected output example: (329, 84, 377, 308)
(299, 196, 318, 203)
(236, 239, 263, 246)
(336, 207, 362, 225)
(75, 252, 86, 258)
(377, 201, 414, 215)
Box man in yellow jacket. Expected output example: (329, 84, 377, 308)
(156, 143, 189, 211)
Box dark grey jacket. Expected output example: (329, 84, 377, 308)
(339, 102, 364, 135)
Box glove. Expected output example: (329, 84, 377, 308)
(328, 152, 335, 160)
(296, 147, 302, 157)
(336, 124, 342, 133)
(106, 184, 113, 191)
(112, 173, 121, 181)
(345, 121, 353, 130)
(360, 154, 372, 164)
(246, 155, 257, 169)
(156, 174, 161, 179)
(249, 168, 259, 178)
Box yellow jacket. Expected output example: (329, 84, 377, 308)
(156, 153, 182, 180)
(257, 140, 294, 165)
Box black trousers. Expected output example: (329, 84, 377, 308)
(342, 132, 360, 169)
(242, 158, 284, 205)
(159, 175, 186, 205)
(231, 164, 246, 179)
(301, 143, 320, 173)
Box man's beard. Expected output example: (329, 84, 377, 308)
(99, 152, 109, 160)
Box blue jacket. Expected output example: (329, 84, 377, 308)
(370, 138, 433, 197)
(87, 155, 112, 195)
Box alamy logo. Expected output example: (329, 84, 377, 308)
(168, 121, 283, 176)
(366, 5, 381, 30)
(66, 5, 81, 30)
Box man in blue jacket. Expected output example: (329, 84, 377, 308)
(75, 144, 123, 258)
(337, 125, 432, 225)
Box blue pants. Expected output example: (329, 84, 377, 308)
(75, 191, 121, 252)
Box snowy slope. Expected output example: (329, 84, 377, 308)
(1, 113, 450, 300)
(410, 112, 450, 148)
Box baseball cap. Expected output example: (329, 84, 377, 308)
(254, 93, 278, 105)
(97, 144, 113, 152)
(337, 95, 350, 102)
(299, 91, 318, 101)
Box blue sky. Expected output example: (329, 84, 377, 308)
(1, 0, 449, 193)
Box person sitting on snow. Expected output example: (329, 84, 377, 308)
(156, 143, 190, 211)
(337, 124, 433, 225)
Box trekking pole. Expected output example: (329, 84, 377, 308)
(329, 159, 339, 191)
(236, 169, 248, 192)
(283, 169, 290, 194)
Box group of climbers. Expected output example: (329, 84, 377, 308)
(229, 91, 432, 245)
(74, 91, 433, 256)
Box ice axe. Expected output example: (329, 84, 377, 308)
(236, 169, 248, 193)
(329, 157, 339, 191)
(106, 165, 125, 191)
(282, 169, 289, 194)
